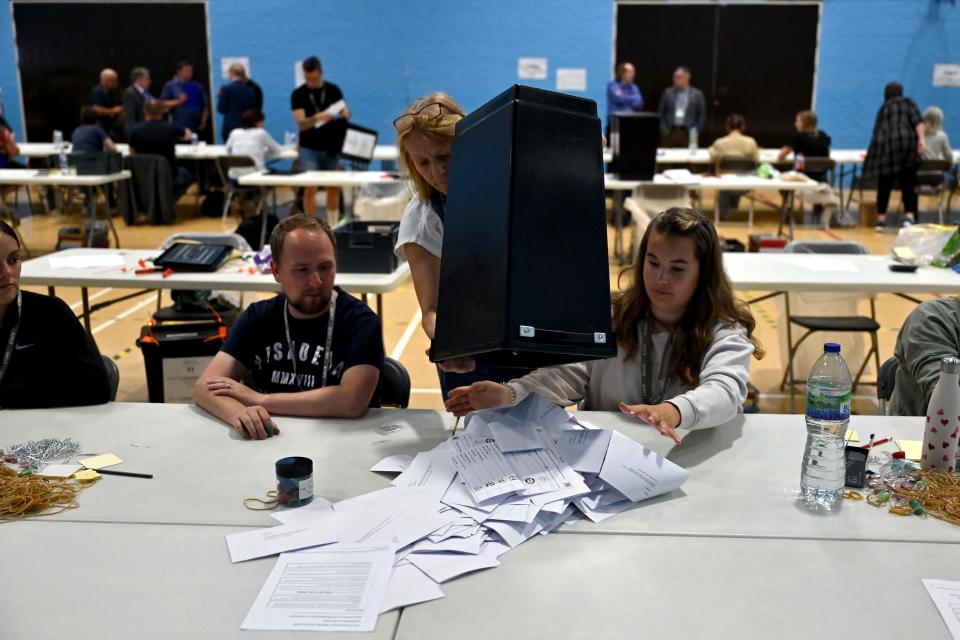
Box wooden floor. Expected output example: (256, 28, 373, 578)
(11, 187, 947, 416)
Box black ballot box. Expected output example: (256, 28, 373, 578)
(611, 112, 660, 180)
(431, 85, 617, 368)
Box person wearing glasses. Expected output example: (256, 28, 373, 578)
(393, 93, 534, 400)
(445, 208, 762, 443)
(291, 56, 351, 220)
(0, 221, 111, 409)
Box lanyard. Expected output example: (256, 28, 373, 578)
(0, 290, 22, 390)
(283, 290, 337, 390)
(640, 314, 672, 406)
(307, 87, 327, 115)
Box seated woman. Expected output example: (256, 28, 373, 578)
(71, 106, 118, 153)
(224, 109, 283, 179)
(445, 208, 764, 444)
(0, 220, 112, 408)
(777, 110, 844, 229)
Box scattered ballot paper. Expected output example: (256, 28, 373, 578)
(269, 496, 334, 525)
(380, 562, 445, 613)
(314, 99, 346, 128)
(241, 543, 395, 632)
(923, 579, 960, 639)
(226, 522, 337, 563)
(598, 431, 689, 502)
(78, 453, 124, 469)
(390, 451, 457, 500)
(557, 429, 613, 474)
(48, 253, 125, 269)
(370, 454, 414, 473)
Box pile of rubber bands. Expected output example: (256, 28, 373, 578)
(846, 464, 960, 526)
(0, 465, 84, 519)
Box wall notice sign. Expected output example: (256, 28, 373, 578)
(556, 68, 587, 92)
(220, 57, 250, 80)
(933, 64, 960, 87)
(294, 61, 305, 88)
(518, 57, 548, 80)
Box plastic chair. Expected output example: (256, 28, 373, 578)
(877, 356, 899, 415)
(379, 357, 411, 408)
(780, 241, 881, 400)
(915, 159, 954, 224)
(215, 156, 263, 223)
(158, 232, 252, 253)
(624, 184, 690, 262)
(101, 355, 120, 401)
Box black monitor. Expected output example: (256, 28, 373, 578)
(611, 112, 660, 180)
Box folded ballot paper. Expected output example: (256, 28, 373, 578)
(232, 394, 688, 632)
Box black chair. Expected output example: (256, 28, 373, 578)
(780, 241, 881, 401)
(380, 357, 411, 408)
(123, 154, 175, 225)
(215, 156, 264, 223)
(915, 158, 955, 223)
(877, 356, 899, 415)
(101, 355, 120, 401)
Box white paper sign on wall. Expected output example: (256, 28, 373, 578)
(220, 57, 250, 80)
(933, 64, 960, 87)
(518, 57, 548, 80)
(556, 68, 587, 92)
(294, 61, 305, 88)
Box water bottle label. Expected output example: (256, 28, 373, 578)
(806, 387, 851, 421)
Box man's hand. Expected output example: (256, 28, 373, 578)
(208, 377, 267, 407)
(178, 92, 188, 105)
(444, 381, 512, 417)
(111, 106, 123, 116)
(618, 401, 682, 444)
(341, 106, 351, 120)
(229, 405, 279, 440)
(317, 112, 335, 124)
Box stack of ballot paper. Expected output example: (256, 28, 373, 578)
(229, 394, 689, 632)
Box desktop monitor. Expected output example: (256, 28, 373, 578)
(611, 112, 660, 180)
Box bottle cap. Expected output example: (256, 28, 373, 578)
(941, 356, 960, 374)
(824, 342, 841, 353)
(276, 456, 313, 479)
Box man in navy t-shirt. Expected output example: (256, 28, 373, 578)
(161, 60, 209, 135)
(194, 214, 384, 439)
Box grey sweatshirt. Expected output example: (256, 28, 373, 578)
(890, 297, 960, 416)
(507, 322, 755, 430)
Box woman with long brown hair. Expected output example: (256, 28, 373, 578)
(445, 208, 764, 444)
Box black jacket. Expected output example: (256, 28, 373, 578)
(0, 291, 111, 409)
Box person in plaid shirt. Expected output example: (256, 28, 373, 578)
(863, 82, 925, 230)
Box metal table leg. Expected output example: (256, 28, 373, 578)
(376, 294, 383, 317)
(81, 287, 92, 334)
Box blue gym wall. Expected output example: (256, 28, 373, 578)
(0, 1, 957, 150)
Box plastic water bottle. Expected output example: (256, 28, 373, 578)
(794, 152, 806, 173)
(52, 129, 63, 152)
(190, 132, 199, 146)
(58, 149, 68, 173)
(800, 342, 852, 507)
(688, 126, 698, 150)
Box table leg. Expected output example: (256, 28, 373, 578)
(787, 192, 796, 240)
(100, 185, 121, 249)
(81, 287, 92, 334)
(47, 286, 55, 297)
(837, 165, 847, 213)
(376, 294, 383, 318)
(362, 293, 369, 306)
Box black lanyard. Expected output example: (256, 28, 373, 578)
(0, 290, 22, 390)
(640, 314, 672, 405)
(307, 87, 327, 115)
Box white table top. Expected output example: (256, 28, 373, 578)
(238, 169, 400, 188)
(574, 411, 960, 544)
(0, 168, 130, 186)
(395, 532, 959, 640)
(20, 248, 411, 295)
(1, 521, 399, 640)
(18, 141, 399, 162)
(605, 172, 819, 191)
(7, 403, 455, 527)
(723, 252, 960, 295)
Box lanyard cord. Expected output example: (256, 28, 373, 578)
(0, 290, 22, 390)
(640, 314, 674, 406)
(307, 87, 327, 115)
(283, 290, 337, 391)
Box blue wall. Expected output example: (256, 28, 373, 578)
(0, 0, 957, 150)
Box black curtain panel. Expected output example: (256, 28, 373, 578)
(615, 1, 819, 147)
(14, 2, 211, 141)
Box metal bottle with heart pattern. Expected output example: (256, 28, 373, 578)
(922, 356, 960, 473)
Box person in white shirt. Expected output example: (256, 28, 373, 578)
(224, 110, 283, 179)
(445, 207, 765, 444)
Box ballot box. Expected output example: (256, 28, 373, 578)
(610, 112, 660, 180)
(431, 85, 617, 368)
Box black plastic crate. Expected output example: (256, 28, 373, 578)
(334, 220, 403, 274)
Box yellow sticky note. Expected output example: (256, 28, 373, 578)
(79, 453, 124, 470)
(73, 469, 101, 482)
(845, 430, 860, 443)
(895, 440, 923, 461)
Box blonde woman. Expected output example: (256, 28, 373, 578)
(393, 93, 532, 398)
(921, 106, 953, 163)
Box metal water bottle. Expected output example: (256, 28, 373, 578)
(922, 357, 960, 473)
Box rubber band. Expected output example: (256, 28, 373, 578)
(0, 465, 87, 519)
(842, 491, 863, 501)
(243, 490, 278, 511)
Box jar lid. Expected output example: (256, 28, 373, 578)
(941, 356, 960, 375)
(276, 456, 313, 478)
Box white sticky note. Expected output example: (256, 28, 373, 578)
(225, 522, 337, 563)
(40, 463, 82, 478)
